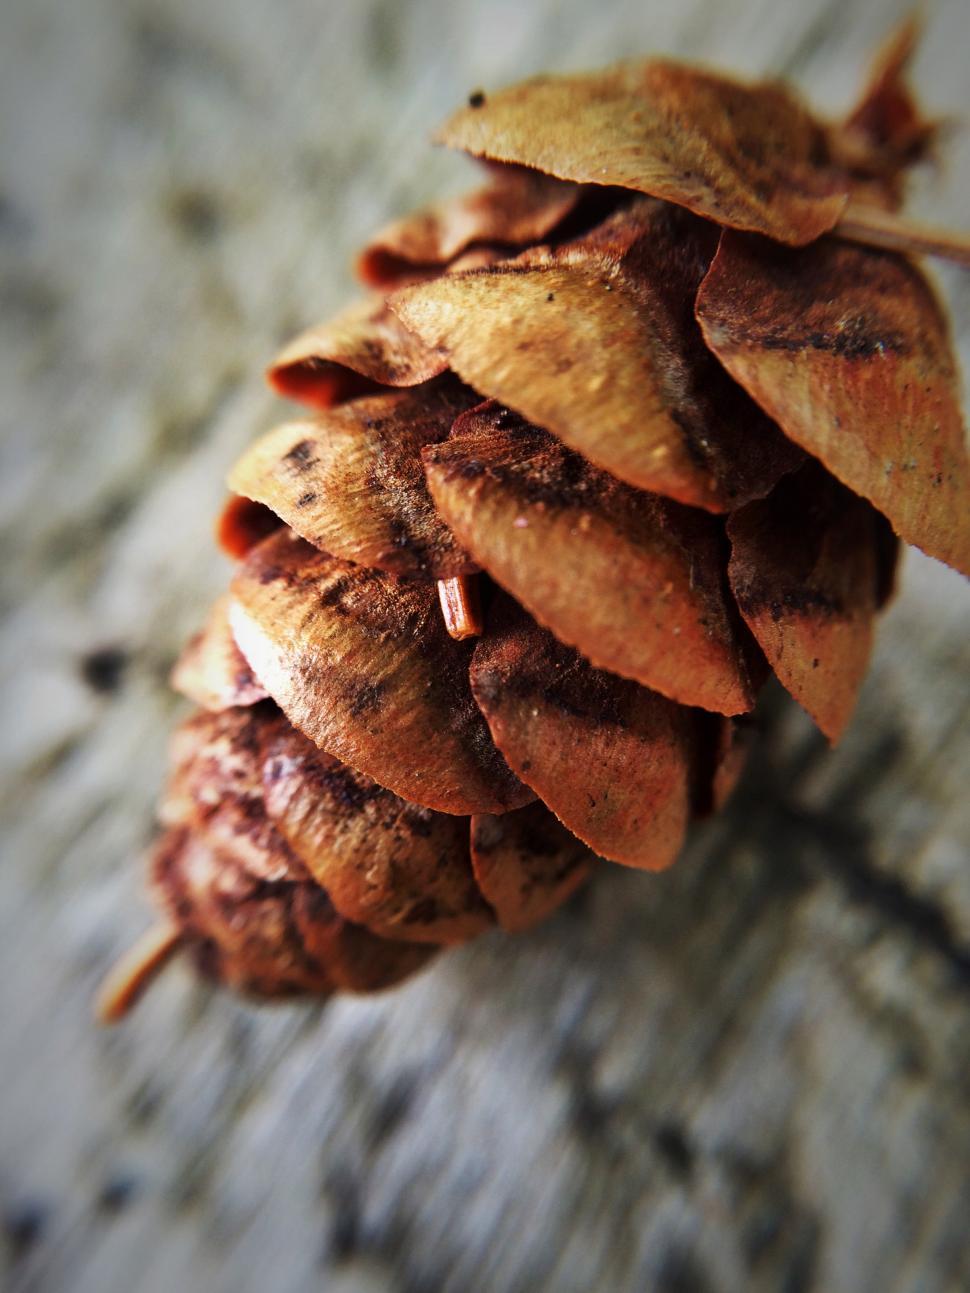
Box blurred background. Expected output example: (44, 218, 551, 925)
(1, 1, 968, 1290)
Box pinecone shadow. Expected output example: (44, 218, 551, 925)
(446, 676, 968, 1052)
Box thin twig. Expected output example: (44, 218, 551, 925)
(437, 575, 484, 640)
(95, 923, 183, 1024)
(835, 203, 970, 268)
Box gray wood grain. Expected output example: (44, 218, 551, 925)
(1, 1, 969, 1291)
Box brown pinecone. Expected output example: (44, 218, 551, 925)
(98, 20, 969, 1022)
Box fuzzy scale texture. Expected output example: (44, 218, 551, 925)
(2, 2, 969, 1292)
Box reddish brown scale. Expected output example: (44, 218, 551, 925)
(423, 404, 760, 715)
(696, 233, 970, 576)
(170, 594, 269, 712)
(159, 706, 308, 884)
(258, 712, 494, 944)
(357, 163, 582, 288)
(229, 529, 531, 815)
(470, 801, 595, 933)
(726, 463, 880, 743)
(436, 58, 850, 244)
(228, 381, 478, 580)
(394, 201, 803, 513)
(216, 494, 282, 560)
(267, 297, 447, 408)
(470, 593, 694, 869)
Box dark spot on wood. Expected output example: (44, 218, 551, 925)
(736, 731, 970, 985)
(322, 1166, 361, 1261)
(570, 1085, 616, 1138)
(125, 1079, 163, 1127)
(0, 270, 59, 338)
(3, 1197, 49, 1260)
(365, 0, 399, 73)
(555, 1041, 618, 1139)
(744, 1204, 785, 1267)
(168, 188, 222, 242)
(296, 491, 318, 508)
(653, 1119, 695, 1178)
(369, 1071, 419, 1145)
(96, 1172, 140, 1215)
(0, 190, 32, 241)
(778, 1218, 821, 1293)
(0, 272, 61, 328)
(130, 10, 240, 94)
(22, 732, 84, 784)
(80, 646, 129, 694)
(655, 1244, 711, 1293)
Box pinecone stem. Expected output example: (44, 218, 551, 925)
(437, 575, 484, 640)
(835, 203, 970, 267)
(95, 922, 183, 1024)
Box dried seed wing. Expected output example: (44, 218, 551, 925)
(357, 165, 581, 288)
(437, 60, 847, 244)
(170, 594, 269, 711)
(393, 203, 801, 512)
(727, 464, 879, 743)
(423, 405, 758, 715)
(470, 594, 692, 869)
(229, 529, 531, 814)
(470, 802, 594, 933)
(215, 494, 282, 560)
(697, 233, 970, 576)
(833, 14, 936, 203)
(259, 714, 492, 944)
(268, 297, 448, 408)
(227, 384, 477, 579)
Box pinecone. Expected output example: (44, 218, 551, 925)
(98, 21, 970, 1022)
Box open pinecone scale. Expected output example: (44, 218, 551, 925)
(98, 22, 970, 1021)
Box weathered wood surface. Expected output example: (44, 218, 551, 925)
(1, 1, 969, 1290)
